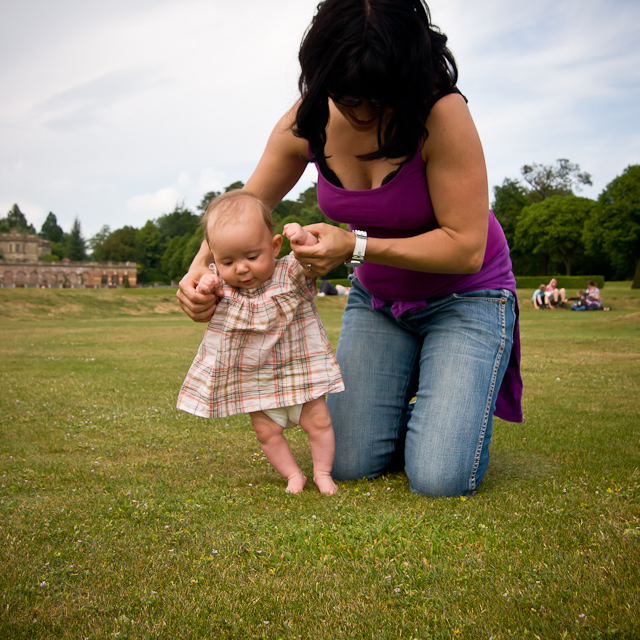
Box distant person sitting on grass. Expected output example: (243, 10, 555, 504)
(572, 280, 609, 311)
(585, 280, 602, 309)
(319, 276, 338, 296)
(544, 278, 567, 308)
(571, 289, 587, 311)
(532, 284, 547, 309)
(317, 278, 350, 296)
(176, 191, 344, 494)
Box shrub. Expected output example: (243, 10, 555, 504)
(515, 275, 605, 290)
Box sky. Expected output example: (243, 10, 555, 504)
(1, 0, 639, 239)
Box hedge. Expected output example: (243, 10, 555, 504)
(326, 278, 352, 289)
(326, 276, 606, 293)
(515, 276, 605, 291)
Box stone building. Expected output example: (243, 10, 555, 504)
(0, 233, 137, 288)
(0, 232, 51, 262)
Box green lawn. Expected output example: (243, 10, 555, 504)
(0, 284, 638, 639)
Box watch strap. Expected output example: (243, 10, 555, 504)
(345, 230, 367, 267)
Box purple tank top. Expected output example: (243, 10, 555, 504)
(314, 150, 523, 423)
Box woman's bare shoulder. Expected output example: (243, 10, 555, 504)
(421, 92, 481, 162)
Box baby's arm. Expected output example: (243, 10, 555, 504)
(196, 272, 223, 296)
(283, 223, 318, 248)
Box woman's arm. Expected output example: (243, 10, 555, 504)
(177, 106, 309, 321)
(294, 94, 490, 275)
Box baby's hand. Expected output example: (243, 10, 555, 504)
(283, 223, 318, 247)
(196, 272, 222, 295)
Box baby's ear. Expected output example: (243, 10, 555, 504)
(272, 234, 283, 256)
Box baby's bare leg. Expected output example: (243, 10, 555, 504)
(250, 412, 307, 494)
(299, 398, 337, 495)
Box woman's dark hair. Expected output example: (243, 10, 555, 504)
(294, 0, 458, 162)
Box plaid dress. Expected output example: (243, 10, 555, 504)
(177, 254, 344, 418)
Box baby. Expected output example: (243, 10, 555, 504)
(177, 190, 344, 494)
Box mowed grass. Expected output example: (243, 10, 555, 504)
(0, 284, 638, 640)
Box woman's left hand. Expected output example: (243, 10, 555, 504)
(291, 223, 355, 275)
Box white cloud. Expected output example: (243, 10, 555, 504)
(1, 0, 639, 236)
(126, 188, 182, 216)
(196, 168, 227, 196)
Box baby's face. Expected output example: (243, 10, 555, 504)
(208, 204, 281, 290)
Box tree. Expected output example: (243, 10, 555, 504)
(492, 178, 541, 275)
(136, 220, 168, 283)
(584, 165, 640, 287)
(156, 203, 199, 239)
(493, 159, 592, 275)
(162, 235, 191, 283)
(88, 225, 111, 260)
(491, 178, 531, 245)
(39, 212, 64, 243)
(224, 180, 245, 192)
(197, 182, 245, 215)
(514, 195, 595, 276)
(93, 226, 138, 263)
(521, 159, 592, 202)
(66, 218, 87, 261)
(197, 191, 221, 215)
(0, 204, 36, 233)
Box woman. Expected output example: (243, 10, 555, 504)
(544, 277, 567, 308)
(584, 280, 603, 310)
(177, 0, 522, 496)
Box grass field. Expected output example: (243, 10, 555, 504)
(1, 283, 638, 639)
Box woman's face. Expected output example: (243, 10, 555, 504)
(329, 94, 386, 131)
(334, 102, 379, 129)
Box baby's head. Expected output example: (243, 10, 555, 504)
(202, 190, 282, 290)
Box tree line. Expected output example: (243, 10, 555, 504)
(2, 161, 639, 287)
(492, 160, 640, 287)
(0, 182, 349, 284)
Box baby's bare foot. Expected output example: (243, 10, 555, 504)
(285, 472, 307, 494)
(313, 474, 338, 495)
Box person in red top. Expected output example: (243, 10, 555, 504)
(544, 278, 567, 308)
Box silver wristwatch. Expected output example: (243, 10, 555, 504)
(345, 230, 367, 268)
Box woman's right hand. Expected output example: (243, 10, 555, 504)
(176, 266, 222, 323)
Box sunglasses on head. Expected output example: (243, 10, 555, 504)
(328, 92, 384, 109)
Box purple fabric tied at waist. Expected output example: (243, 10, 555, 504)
(371, 296, 427, 317)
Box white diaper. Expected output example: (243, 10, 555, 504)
(263, 404, 303, 429)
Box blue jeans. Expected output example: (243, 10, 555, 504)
(328, 279, 516, 497)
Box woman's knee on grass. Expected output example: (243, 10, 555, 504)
(405, 462, 480, 497)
